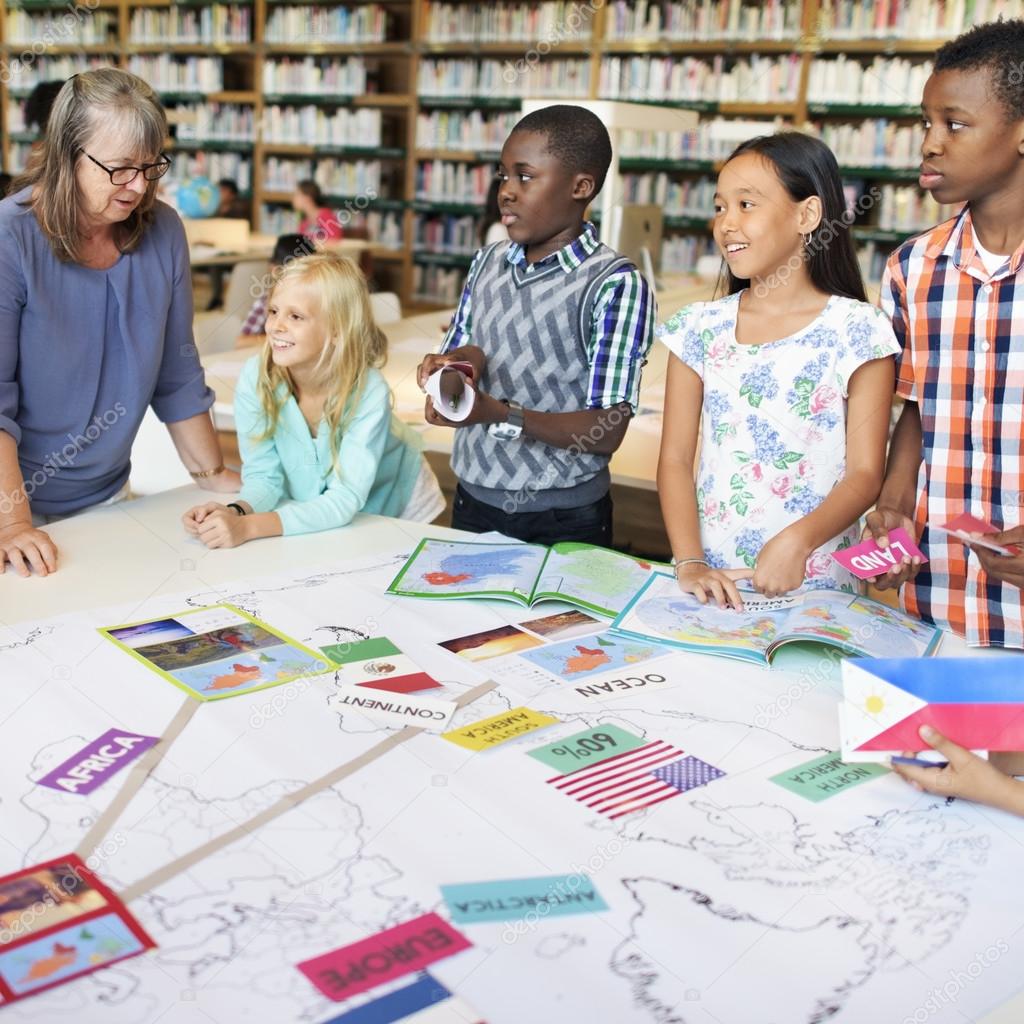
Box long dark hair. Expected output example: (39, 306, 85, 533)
(719, 132, 866, 303)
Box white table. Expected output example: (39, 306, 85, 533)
(1, 489, 1021, 1024)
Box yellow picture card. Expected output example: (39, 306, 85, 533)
(443, 707, 559, 751)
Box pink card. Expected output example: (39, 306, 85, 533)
(942, 513, 998, 534)
(832, 528, 927, 580)
(297, 912, 471, 1002)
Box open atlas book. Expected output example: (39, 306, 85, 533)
(386, 538, 664, 618)
(611, 573, 943, 665)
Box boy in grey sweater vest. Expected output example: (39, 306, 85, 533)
(417, 105, 655, 547)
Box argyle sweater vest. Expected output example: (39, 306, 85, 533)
(451, 240, 630, 499)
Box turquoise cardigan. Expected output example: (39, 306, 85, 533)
(235, 355, 423, 535)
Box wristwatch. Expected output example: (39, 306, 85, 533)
(488, 400, 525, 441)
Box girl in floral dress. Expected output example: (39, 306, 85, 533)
(657, 132, 901, 609)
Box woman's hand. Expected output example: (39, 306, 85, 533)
(751, 526, 812, 597)
(184, 504, 250, 549)
(0, 522, 58, 577)
(675, 563, 753, 609)
(892, 725, 1024, 814)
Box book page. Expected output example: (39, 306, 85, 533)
(386, 538, 548, 602)
(611, 573, 780, 663)
(780, 593, 942, 658)
(534, 543, 662, 617)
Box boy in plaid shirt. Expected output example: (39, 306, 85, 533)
(869, 22, 1024, 647)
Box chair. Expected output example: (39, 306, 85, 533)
(370, 291, 402, 325)
(222, 259, 269, 320)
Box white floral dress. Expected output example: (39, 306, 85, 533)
(658, 291, 901, 591)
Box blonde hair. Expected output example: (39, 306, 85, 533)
(13, 68, 168, 263)
(256, 251, 388, 470)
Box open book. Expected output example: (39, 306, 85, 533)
(611, 573, 943, 665)
(386, 539, 664, 619)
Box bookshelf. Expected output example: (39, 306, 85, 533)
(0, 0, 983, 305)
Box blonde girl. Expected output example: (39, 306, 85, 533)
(184, 252, 443, 546)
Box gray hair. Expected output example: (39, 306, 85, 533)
(13, 67, 167, 263)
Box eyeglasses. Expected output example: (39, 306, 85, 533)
(81, 150, 170, 187)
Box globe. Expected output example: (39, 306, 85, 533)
(177, 177, 219, 218)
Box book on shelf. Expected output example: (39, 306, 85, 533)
(418, 57, 590, 99)
(423, 1, 592, 43)
(129, 6, 252, 46)
(263, 56, 369, 96)
(262, 107, 383, 147)
(807, 55, 933, 106)
(605, 0, 802, 42)
(611, 573, 943, 667)
(388, 538, 665, 619)
(599, 54, 801, 105)
(264, 4, 390, 44)
(128, 55, 224, 94)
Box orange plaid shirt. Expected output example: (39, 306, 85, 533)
(881, 207, 1024, 648)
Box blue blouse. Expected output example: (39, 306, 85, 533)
(0, 188, 214, 516)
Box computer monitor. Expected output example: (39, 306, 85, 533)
(609, 204, 662, 289)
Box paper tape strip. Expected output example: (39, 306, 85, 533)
(75, 697, 199, 862)
(118, 680, 496, 902)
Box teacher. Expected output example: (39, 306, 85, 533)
(0, 68, 240, 577)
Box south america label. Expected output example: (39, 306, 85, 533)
(442, 707, 558, 751)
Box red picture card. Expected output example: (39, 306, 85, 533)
(0, 854, 154, 1005)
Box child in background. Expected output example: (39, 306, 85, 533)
(868, 21, 1024, 647)
(293, 180, 343, 242)
(657, 133, 900, 608)
(416, 105, 655, 547)
(184, 252, 443, 546)
(237, 232, 316, 346)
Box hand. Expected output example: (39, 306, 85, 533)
(196, 467, 242, 494)
(416, 346, 486, 389)
(863, 504, 920, 591)
(751, 526, 812, 597)
(182, 501, 224, 535)
(675, 563, 754, 609)
(971, 526, 1024, 589)
(185, 504, 250, 548)
(892, 725, 1023, 814)
(0, 522, 58, 577)
(423, 391, 507, 429)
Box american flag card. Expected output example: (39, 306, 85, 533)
(545, 739, 689, 819)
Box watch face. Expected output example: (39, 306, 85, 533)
(489, 422, 522, 441)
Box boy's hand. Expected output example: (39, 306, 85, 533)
(864, 505, 921, 591)
(675, 564, 753, 609)
(892, 725, 1023, 813)
(416, 346, 486, 389)
(971, 526, 1024, 589)
(752, 526, 812, 597)
(423, 391, 507, 429)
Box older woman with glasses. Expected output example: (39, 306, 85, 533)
(0, 68, 240, 577)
